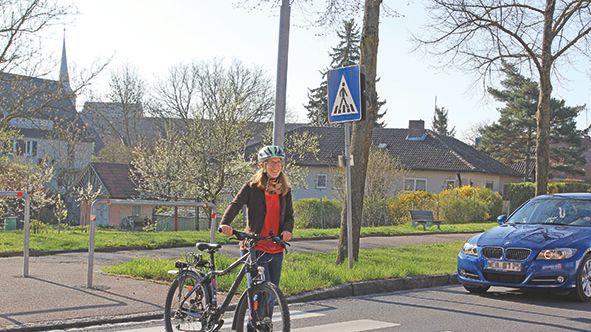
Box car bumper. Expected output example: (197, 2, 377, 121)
(457, 252, 579, 289)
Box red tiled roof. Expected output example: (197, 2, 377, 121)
(91, 162, 137, 199)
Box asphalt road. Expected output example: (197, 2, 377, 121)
(58, 285, 591, 332)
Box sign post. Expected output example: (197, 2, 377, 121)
(327, 65, 364, 269)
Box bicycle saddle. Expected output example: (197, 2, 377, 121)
(196, 242, 222, 252)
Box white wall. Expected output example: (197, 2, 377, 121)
(292, 166, 522, 200)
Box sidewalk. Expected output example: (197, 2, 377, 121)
(0, 233, 474, 331)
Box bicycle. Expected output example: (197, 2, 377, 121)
(164, 230, 291, 332)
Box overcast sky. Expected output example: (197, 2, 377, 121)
(41, 0, 591, 141)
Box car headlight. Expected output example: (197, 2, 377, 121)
(536, 248, 577, 260)
(462, 242, 478, 256)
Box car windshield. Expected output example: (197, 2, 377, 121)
(508, 197, 591, 226)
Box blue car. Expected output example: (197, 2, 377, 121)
(457, 193, 591, 301)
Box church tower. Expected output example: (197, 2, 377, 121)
(59, 30, 75, 106)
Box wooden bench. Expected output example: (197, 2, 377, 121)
(410, 210, 442, 231)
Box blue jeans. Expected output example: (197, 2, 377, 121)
(241, 250, 284, 286)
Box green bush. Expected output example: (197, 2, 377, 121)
(438, 186, 502, 223)
(30, 219, 49, 234)
(507, 181, 591, 214)
(362, 196, 395, 227)
(548, 182, 591, 193)
(293, 198, 341, 229)
(439, 198, 489, 224)
(507, 182, 535, 213)
(387, 191, 435, 225)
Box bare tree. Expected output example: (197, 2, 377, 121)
(0, 0, 71, 74)
(415, 0, 591, 195)
(105, 64, 145, 146)
(134, 60, 276, 204)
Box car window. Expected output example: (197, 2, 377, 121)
(508, 198, 591, 226)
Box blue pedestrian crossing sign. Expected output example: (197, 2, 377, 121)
(327, 65, 364, 123)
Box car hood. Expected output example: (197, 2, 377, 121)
(476, 224, 591, 250)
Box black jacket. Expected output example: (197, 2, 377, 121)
(220, 182, 294, 235)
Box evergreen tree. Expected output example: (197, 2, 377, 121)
(478, 63, 587, 178)
(432, 105, 456, 136)
(305, 19, 386, 127)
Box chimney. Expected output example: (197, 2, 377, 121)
(406, 120, 426, 141)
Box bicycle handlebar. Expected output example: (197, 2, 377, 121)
(217, 227, 290, 247)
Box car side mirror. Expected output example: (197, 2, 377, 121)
(497, 215, 507, 225)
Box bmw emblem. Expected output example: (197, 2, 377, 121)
(504, 241, 511, 246)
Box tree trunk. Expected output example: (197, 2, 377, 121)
(535, 0, 555, 196)
(336, 0, 381, 264)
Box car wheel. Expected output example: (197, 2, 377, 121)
(571, 255, 591, 302)
(463, 284, 490, 294)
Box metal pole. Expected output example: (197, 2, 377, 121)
(87, 200, 96, 288)
(344, 123, 354, 268)
(272, 0, 291, 147)
(209, 207, 217, 244)
(23, 193, 30, 277)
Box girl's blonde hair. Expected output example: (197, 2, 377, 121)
(250, 165, 290, 195)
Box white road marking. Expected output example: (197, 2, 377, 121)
(110, 310, 325, 331)
(220, 310, 325, 330)
(292, 319, 400, 332)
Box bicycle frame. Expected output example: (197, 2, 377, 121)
(199, 239, 266, 326)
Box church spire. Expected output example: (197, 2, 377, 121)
(59, 29, 72, 93)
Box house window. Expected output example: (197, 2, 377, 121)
(316, 174, 327, 189)
(485, 181, 494, 191)
(131, 205, 141, 216)
(445, 180, 456, 189)
(404, 178, 427, 191)
(13, 139, 37, 156)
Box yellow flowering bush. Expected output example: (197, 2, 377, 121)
(387, 191, 435, 225)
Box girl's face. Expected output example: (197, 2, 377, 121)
(265, 157, 283, 178)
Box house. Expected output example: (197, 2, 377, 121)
(77, 162, 154, 227)
(0, 37, 94, 184)
(247, 120, 524, 200)
(77, 162, 207, 230)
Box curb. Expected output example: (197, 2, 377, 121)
(0, 274, 459, 332)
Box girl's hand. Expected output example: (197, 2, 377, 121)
(281, 230, 292, 241)
(219, 224, 233, 236)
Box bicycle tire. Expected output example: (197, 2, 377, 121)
(235, 282, 290, 332)
(164, 271, 212, 332)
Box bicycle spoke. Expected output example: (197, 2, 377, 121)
(237, 283, 290, 332)
(165, 272, 211, 332)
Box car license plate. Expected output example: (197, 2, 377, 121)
(486, 260, 522, 272)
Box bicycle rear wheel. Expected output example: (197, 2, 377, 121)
(235, 282, 290, 332)
(164, 271, 212, 332)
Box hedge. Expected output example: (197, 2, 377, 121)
(293, 198, 341, 229)
(507, 181, 591, 213)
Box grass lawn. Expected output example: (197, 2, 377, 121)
(103, 241, 464, 296)
(0, 222, 495, 255)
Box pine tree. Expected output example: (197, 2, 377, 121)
(432, 106, 456, 136)
(305, 19, 386, 127)
(478, 63, 586, 178)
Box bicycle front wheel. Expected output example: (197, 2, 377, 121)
(164, 271, 212, 332)
(235, 282, 290, 332)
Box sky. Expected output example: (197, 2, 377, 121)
(40, 0, 591, 142)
